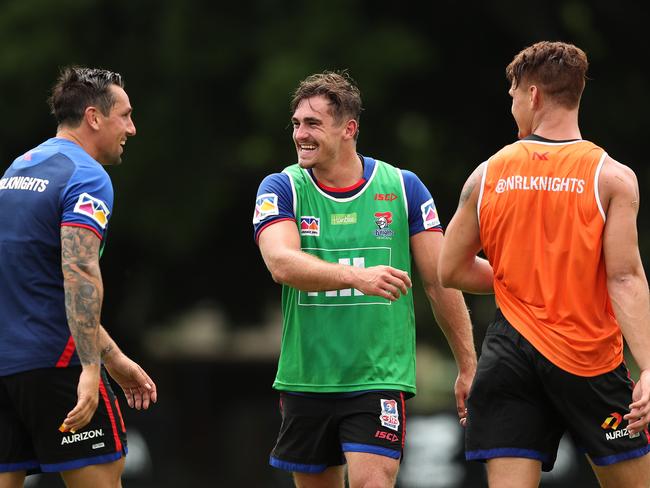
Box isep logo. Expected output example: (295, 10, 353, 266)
(300, 216, 320, 236)
(73, 193, 110, 229)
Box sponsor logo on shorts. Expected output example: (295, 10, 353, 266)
(601, 412, 640, 440)
(380, 399, 399, 431)
(60, 428, 105, 445)
(374, 430, 399, 442)
(300, 216, 320, 236)
(92, 442, 105, 450)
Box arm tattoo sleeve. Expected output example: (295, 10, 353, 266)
(458, 163, 485, 208)
(61, 226, 104, 365)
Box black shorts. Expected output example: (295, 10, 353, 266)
(270, 390, 407, 473)
(466, 311, 650, 471)
(0, 366, 127, 474)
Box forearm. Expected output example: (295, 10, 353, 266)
(266, 247, 358, 291)
(426, 283, 477, 373)
(609, 273, 650, 371)
(99, 325, 121, 364)
(440, 256, 494, 295)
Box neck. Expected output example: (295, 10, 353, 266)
(312, 151, 363, 188)
(529, 107, 581, 140)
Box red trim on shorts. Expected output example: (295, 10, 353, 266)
(99, 379, 122, 452)
(255, 218, 295, 244)
(55, 336, 76, 367)
(623, 363, 650, 443)
(114, 398, 126, 433)
(60, 222, 103, 240)
(400, 392, 406, 449)
(317, 178, 366, 193)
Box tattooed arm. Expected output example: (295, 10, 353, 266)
(438, 162, 494, 294)
(100, 325, 158, 410)
(60, 226, 103, 432)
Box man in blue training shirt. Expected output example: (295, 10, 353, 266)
(0, 67, 157, 487)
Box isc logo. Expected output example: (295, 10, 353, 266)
(375, 430, 399, 442)
(374, 193, 398, 201)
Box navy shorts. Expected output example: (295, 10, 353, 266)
(0, 366, 127, 474)
(466, 310, 650, 471)
(270, 390, 407, 473)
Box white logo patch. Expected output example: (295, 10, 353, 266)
(73, 193, 110, 229)
(379, 399, 400, 431)
(420, 199, 440, 229)
(253, 193, 279, 224)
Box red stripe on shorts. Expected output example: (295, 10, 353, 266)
(114, 398, 126, 433)
(55, 336, 76, 367)
(400, 392, 406, 449)
(99, 378, 122, 452)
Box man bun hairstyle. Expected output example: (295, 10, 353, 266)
(48, 66, 125, 128)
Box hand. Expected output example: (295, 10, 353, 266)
(104, 351, 157, 410)
(625, 369, 650, 435)
(351, 265, 412, 301)
(454, 368, 475, 428)
(60, 364, 100, 433)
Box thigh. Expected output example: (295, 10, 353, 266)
(551, 362, 650, 468)
(465, 319, 564, 472)
(345, 451, 399, 488)
(61, 456, 124, 488)
(338, 391, 405, 461)
(4, 367, 127, 473)
(589, 451, 650, 488)
(270, 393, 344, 473)
(0, 377, 38, 473)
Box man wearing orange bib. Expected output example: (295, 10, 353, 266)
(439, 41, 650, 487)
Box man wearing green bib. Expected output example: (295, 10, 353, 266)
(253, 71, 476, 488)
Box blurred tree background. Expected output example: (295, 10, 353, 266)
(1, 1, 649, 486)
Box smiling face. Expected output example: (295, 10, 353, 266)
(291, 95, 351, 170)
(95, 85, 136, 165)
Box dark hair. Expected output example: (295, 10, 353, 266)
(291, 70, 363, 138)
(506, 41, 588, 109)
(48, 66, 125, 127)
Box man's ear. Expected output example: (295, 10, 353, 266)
(344, 119, 358, 140)
(529, 85, 541, 110)
(84, 106, 101, 131)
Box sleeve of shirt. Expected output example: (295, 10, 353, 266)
(253, 172, 295, 243)
(60, 163, 114, 241)
(402, 169, 443, 236)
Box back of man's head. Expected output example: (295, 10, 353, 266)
(506, 41, 588, 109)
(48, 67, 124, 128)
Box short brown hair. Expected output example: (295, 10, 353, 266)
(48, 66, 125, 128)
(506, 41, 588, 109)
(290, 70, 363, 137)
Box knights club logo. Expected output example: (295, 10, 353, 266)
(374, 211, 394, 239)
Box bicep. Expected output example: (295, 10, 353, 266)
(258, 220, 301, 267)
(61, 226, 102, 272)
(411, 231, 444, 286)
(602, 171, 642, 278)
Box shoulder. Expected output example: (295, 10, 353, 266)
(599, 155, 638, 199)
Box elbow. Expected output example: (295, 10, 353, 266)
(437, 264, 455, 289)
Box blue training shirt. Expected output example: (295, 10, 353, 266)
(253, 155, 442, 242)
(0, 137, 113, 376)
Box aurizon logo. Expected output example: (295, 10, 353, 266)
(601, 412, 622, 430)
